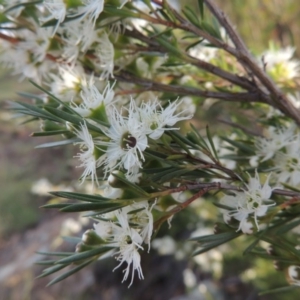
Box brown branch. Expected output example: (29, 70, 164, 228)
(152, 181, 300, 230)
(185, 54, 255, 91)
(124, 28, 254, 91)
(115, 71, 266, 103)
(0, 32, 19, 44)
(203, 0, 300, 125)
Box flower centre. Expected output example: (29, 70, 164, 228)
(121, 132, 137, 150)
(286, 157, 299, 172)
(150, 121, 158, 130)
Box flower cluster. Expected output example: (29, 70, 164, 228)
(2, 0, 300, 293)
(75, 93, 192, 184)
(92, 201, 153, 286)
(251, 126, 300, 187)
(220, 172, 275, 234)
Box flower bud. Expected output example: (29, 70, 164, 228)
(82, 229, 105, 246)
(108, 170, 127, 188)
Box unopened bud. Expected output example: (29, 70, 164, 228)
(82, 229, 105, 246)
(108, 170, 127, 188)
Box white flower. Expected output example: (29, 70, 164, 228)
(43, 0, 67, 34)
(273, 136, 300, 186)
(74, 122, 99, 186)
(2, 0, 29, 17)
(72, 81, 115, 117)
(220, 171, 275, 233)
(139, 98, 193, 140)
(288, 265, 300, 286)
(79, 0, 104, 25)
(94, 31, 115, 79)
(189, 43, 218, 62)
(0, 26, 55, 82)
(112, 210, 144, 286)
(94, 209, 144, 287)
(96, 101, 148, 176)
(61, 19, 101, 63)
(253, 126, 295, 162)
(287, 92, 300, 109)
(260, 46, 300, 81)
(49, 65, 90, 100)
(125, 201, 155, 251)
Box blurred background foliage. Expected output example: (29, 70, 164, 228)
(0, 0, 300, 299)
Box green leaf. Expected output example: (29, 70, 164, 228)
(36, 264, 67, 279)
(41, 203, 71, 209)
(191, 231, 241, 255)
(36, 251, 74, 256)
(41, 13, 85, 27)
(259, 285, 300, 296)
(104, 5, 139, 18)
(150, 167, 181, 181)
(182, 6, 200, 27)
(29, 80, 79, 115)
(190, 231, 241, 242)
(35, 138, 79, 149)
(31, 130, 70, 137)
(190, 123, 209, 149)
(50, 191, 110, 202)
(45, 106, 106, 133)
(197, 0, 204, 19)
(56, 246, 114, 264)
(200, 20, 221, 39)
(221, 137, 255, 155)
(11, 101, 61, 123)
(156, 36, 182, 56)
(60, 202, 126, 213)
(35, 260, 58, 266)
(248, 251, 299, 264)
(206, 125, 219, 161)
(47, 259, 94, 286)
(4, 0, 42, 14)
(18, 92, 45, 102)
(243, 230, 267, 255)
(212, 201, 235, 210)
(276, 218, 300, 234)
(159, 168, 192, 182)
(167, 131, 193, 154)
(185, 38, 204, 52)
(111, 173, 150, 197)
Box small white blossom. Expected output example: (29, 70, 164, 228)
(79, 0, 104, 25)
(94, 32, 115, 79)
(287, 92, 300, 109)
(72, 81, 115, 117)
(112, 210, 144, 286)
(139, 98, 193, 140)
(96, 100, 148, 176)
(273, 136, 300, 186)
(253, 126, 295, 162)
(220, 171, 275, 233)
(74, 122, 100, 187)
(94, 209, 144, 287)
(125, 201, 155, 251)
(43, 0, 67, 34)
(288, 265, 300, 286)
(260, 46, 300, 81)
(189, 43, 218, 62)
(49, 65, 90, 100)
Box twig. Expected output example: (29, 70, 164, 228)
(115, 71, 266, 103)
(203, 0, 300, 125)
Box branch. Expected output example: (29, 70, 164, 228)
(115, 71, 266, 103)
(204, 0, 300, 125)
(125, 28, 255, 91)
